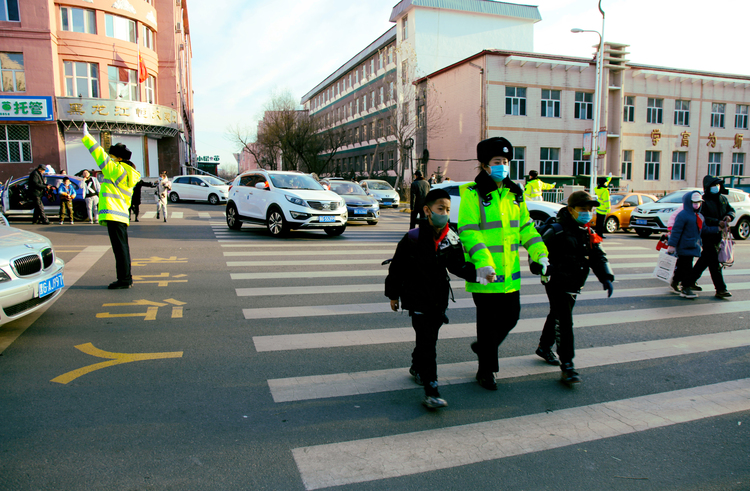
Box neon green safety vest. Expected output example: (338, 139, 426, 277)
(595, 176, 612, 214)
(523, 178, 554, 200)
(458, 182, 548, 294)
(82, 134, 140, 225)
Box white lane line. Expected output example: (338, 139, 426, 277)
(230, 259, 387, 267)
(254, 301, 750, 352)
(171, 212, 183, 219)
(292, 377, 750, 490)
(199, 212, 211, 218)
(225, 249, 400, 257)
(243, 282, 750, 319)
(142, 211, 156, 218)
(270, 329, 750, 404)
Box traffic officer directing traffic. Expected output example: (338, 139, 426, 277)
(82, 123, 141, 289)
(523, 170, 555, 202)
(594, 173, 612, 237)
(458, 137, 550, 390)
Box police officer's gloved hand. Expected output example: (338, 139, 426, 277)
(83, 122, 90, 138)
(476, 266, 495, 285)
(538, 257, 550, 275)
(602, 280, 614, 298)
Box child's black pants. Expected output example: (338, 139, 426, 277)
(410, 312, 444, 393)
(539, 283, 577, 365)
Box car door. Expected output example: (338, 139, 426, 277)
(236, 174, 261, 218)
(620, 194, 640, 226)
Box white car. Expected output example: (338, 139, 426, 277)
(169, 175, 229, 205)
(0, 225, 65, 326)
(430, 181, 565, 228)
(359, 179, 400, 208)
(629, 188, 750, 240)
(226, 170, 347, 236)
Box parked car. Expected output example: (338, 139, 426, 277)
(226, 170, 347, 236)
(327, 181, 379, 225)
(0, 225, 65, 326)
(359, 179, 400, 208)
(1, 174, 88, 221)
(430, 181, 564, 229)
(169, 175, 229, 205)
(629, 187, 750, 240)
(603, 192, 658, 233)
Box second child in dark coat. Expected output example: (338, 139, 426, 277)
(386, 188, 479, 409)
(129, 179, 155, 222)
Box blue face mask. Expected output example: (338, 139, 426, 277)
(489, 165, 509, 182)
(575, 211, 593, 225)
(710, 185, 720, 194)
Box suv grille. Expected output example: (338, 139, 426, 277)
(308, 201, 339, 211)
(42, 248, 54, 268)
(13, 254, 42, 277)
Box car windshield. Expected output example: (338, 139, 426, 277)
(269, 174, 323, 190)
(202, 176, 226, 186)
(331, 182, 366, 195)
(610, 195, 625, 205)
(657, 190, 692, 203)
(366, 181, 393, 190)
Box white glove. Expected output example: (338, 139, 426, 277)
(541, 275, 550, 284)
(476, 266, 495, 285)
(83, 122, 90, 137)
(538, 257, 550, 275)
(608, 172, 612, 178)
(551, 182, 556, 187)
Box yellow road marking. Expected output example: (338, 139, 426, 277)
(103, 299, 168, 307)
(51, 343, 183, 384)
(96, 306, 159, 320)
(164, 299, 187, 305)
(171, 307, 183, 318)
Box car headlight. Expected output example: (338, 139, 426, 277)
(635, 207, 643, 213)
(660, 207, 677, 214)
(339, 200, 346, 209)
(0, 269, 11, 283)
(285, 195, 308, 207)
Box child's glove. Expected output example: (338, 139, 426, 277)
(476, 266, 495, 285)
(602, 280, 614, 298)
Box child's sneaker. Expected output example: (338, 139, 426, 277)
(409, 366, 423, 386)
(669, 281, 681, 294)
(560, 362, 581, 385)
(680, 287, 697, 299)
(422, 395, 448, 409)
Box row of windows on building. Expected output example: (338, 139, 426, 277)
(320, 83, 397, 126)
(505, 86, 750, 130)
(330, 150, 398, 176)
(58, 8, 155, 49)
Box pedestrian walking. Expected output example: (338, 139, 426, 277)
(82, 169, 100, 224)
(57, 176, 76, 225)
(688, 176, 735, 298)
(130, 178, 154, 222)
(534, 190, 614, 384)
(82, 123, 140, 289)
(155, 171, 171, 222)
(409, 170, 430, 229)
(458, 136, 550, 391)
(523, 170, 555, 202)
(428, 173, 437, 185)
(594, 173, 613, 237)
(27, 165, 51, 224)
(385, 188, 481, 409)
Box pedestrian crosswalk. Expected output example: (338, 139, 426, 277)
(214, 210, 750, 490)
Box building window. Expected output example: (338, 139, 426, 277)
(389, 81, 394, 100)
(621, 150, 632, 180)
(354, 126, 360, 142)
(505, 87, 526, 116)
(105, 14, 136, 43)
(377, 119, 384, 138)
(388, 47, 393, 65)
(354, 69, 359, 85)
(708, 152, 722, 176)
(711, 103, 725, 128)
(378, 152, 384, 171)
(671, 151, 686, 181)
(61, 7, 96, 34)
(540, 89, 560, 118)
(378, 53, 383, 70)
(416, 104, 425, 128)
(402, 14, 408, 40)
(573, 148, 591, 175)
(0, 125, 31, 162)
(540, 147, 559, 175)
(736, 105, 749, 130)
(674, 100, 690, 126)
(0, 52, 25, 92)
(371, 90, 375, 108)
(0, 0, 19, 21)
(369, 122, 375, 141)
(574, 92, 593, 120)
(510, 147, 525, 181)
(386, 116, 392, 135)
(732, 153, 745, 175)
(355, 99, 359, 114)
(370, 58, 375, 76)
(108, 66, 138, 101)
(645, 151, 660, 180)
(402, 61, 408, 85)
(64, 61, 99, 98)
(363, 94, 367, 112)
(379, 86, 384, 106)
(402, 102, 409, 126)
(647, 98, 663, 124)
(388, 150, 394, 169)
(623, 96, 635, 122)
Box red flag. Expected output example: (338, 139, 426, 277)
(138, 53, 148, 83)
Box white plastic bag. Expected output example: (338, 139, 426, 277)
(718, 228, 734, 267)
(652, 250, 677, 283)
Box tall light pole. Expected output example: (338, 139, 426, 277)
(572, 0, 605, 192)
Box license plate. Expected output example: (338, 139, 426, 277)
(319, 216, 335, 223)
(636, 219, 647, 225)
(353, 209, 367, 215)
(38, 272, 64, 298)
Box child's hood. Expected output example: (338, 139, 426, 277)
(681, 191, 699, 215)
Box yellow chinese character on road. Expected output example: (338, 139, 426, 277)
(707, 132, 717, 148)
(96, 298, 186, 321)
(131, 256, 188, 266)
(734, 133, 744, 149)
(132, 272, 188, 287)
(650, 129, 661, 146)
(680, 131, 691, 147)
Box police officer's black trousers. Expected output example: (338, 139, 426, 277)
(538, 283, 577, 364)
(472, 291, 521, 374)
(107, 221, 132, 283)
(595, 212, 607, 237)
(410, 312, 444, 392)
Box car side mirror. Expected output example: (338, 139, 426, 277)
(255, 182, 268, 190)
(622, 202, 634, 207)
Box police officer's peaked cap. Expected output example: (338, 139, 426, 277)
(477, 137, 513, 164)
(109, 143, 132, 161)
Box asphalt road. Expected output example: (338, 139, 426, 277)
(1, 202, 748, 491)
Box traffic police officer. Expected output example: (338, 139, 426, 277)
(523, 170, 555, 201)
(594, 173, 612, 237)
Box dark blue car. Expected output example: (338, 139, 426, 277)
(1, 173, 90, 221)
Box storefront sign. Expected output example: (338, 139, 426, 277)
(0, 95, 54, 121)
(197, 155, 220, 162)
(57, 97, 179, 129)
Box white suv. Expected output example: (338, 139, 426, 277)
(226, 171, 348, 236)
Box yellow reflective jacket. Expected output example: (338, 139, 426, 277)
(82, 133, 140, 226)
(523, 178, 554, 200)
(595, 176, 612, 214)
(458, 173, 548, 293)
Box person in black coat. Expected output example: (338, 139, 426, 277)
(129, 179, 155, 222)
(534, 190, 614, 384)
(409, 170, 430, 229)
(688, 175, 735, 297)
(27, 165, 51, 224)
(386, 188, 480, 409)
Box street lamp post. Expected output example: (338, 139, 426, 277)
(572, 0, 605, 193)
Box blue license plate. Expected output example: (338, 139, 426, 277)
(353, 209, 367, 215)
(636, 219, 647, 225)
(320, 216, 335, 223)
(39, 272, 64, 298)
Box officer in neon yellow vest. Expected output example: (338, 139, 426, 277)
(82, 123, 141, 289)
(594, 173, 613, 238)
(458, 137, 549, 390)
(523, 170, 556, 201)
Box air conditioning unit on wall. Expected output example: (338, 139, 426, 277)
(175, 22, 181, 33)
(176, 0, 181, 6)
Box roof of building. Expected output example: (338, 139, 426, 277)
(389, 0, 542, 23)
(300, 27, 397, 104)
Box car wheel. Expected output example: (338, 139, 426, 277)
(266, 208, 288, 236)
(208, 193, 219, 205)
(367, 220, 378, 225)
(226, 204, 242, 230)
(732, 217, 750, 240)
(324, 225, 346, 236)
(169, 192, 179, 203)
(529, 211, 549, 229)
(605, 216, 619, 234)
(635, 228, 652, 238)
(73, 203, 87, 221)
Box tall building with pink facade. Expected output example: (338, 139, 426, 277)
(0, 0, 194, 181)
